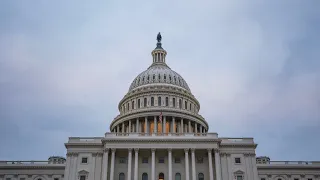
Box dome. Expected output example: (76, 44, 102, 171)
(128, 33, 190, 92)
(128, 64, 191, 92)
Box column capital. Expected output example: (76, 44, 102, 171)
(111, 148, 116, 153)
(184, 148, 189, 153)
(92, 152, 98, 157)
(191, 148, 195, 152)
(66, 152, 73, 157)
(134, 148, 139, 152)
(151, 148, 156, 152)
(97, 152, 104, 157)
(214, 149, 220, 153)
(128, 148, 133, 152)
(207, 148, 212, 153)
(104, 148, 109, 153)
(168, 148, 172, 152)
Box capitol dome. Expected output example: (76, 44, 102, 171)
(110, 33, 208, 134)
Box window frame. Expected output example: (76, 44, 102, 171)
(81, 157, 88, 164)
(235, 157, 241, 164)
(142, 157, 149, 163)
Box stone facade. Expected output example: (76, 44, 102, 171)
(1, 35, 319, 180)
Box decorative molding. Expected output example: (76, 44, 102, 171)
(287, 174, 291, 178)
(214, 149, 220, 153)
(104, 148, 109, 153)
(207, 148, 212, 153)
(168, 148, 172, 152)
(151, 148, 156, 152)
(128, 148, 133, 152)
(111, 148, 116, 153)
(300, 174, 305, 178)
(190, 148, 195, 152)
(267, 174, 272, 178)
(134, 148, 139, 152)
(184, 148, 189, 153)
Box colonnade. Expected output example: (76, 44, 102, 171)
(101, 148, 222, 180)
(112, 116, 207, 135)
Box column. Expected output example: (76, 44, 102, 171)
(191, 149, 196, 180)
(195, 123, 198, 134)
(63, 153, 72, 180)
(122, 123, 125, 134)
(163, 116, 166, 134)
(145, 117, 148, 134)
(136, 118, 139, 133)
(127, 149, 132, 180)
(72, 153, 79, 180)
(117, 125, 120, 134)
(214, 149, 222, 180)
(184, 148, 190, 180)
(91, 153, 97, 180)
(188, 121, 191, 133)
(180, 119, 184, 133)
(199, 125, 202, 135)
(172, 117, 175, 133)
(151, 149, 156, 180)
(129, 120, 132, 133)
(227, 154, 232, 180)
(251, 154, 259, 180)
(101, 149, 109, 180)
(109, 149, 116, 180)
(154, 116, 157, 133)
(168, 148, 172, 180)
(207, 149, 214, 180)
(134, 149, 139, 180)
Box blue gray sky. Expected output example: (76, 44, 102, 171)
(0, 1, 319, 161)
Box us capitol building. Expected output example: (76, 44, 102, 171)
(1, 33, 319, 180)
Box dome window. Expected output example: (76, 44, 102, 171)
(144, 98, 147, 107)
(138, 99, 140, 108)
(174, 76, 176, 82)
(132, 101, 135, 109)
(151, 97, 154, 106)
(158, 74, 161, 80)
(179, 99, 182, 109)
(142, 76, 145, 82)
(153, 74, 155, 81)
(164, 75, 166, 80)
(158, 97, 161, 106)
(185, 101, 187, 109)
(147, 75, 150, 81)
(173, 98, 176, 107)
(169, 75, 171, 81)
(127, 103, 130, 110)
(189, 103, 192, 110)
(165, 97, 169, 106)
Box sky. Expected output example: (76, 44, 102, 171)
(0, 0, 319, 161)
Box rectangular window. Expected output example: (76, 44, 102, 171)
(20, 178, 26, 180)
(294, 179, 299, 180)
(142, 157, 148, 163)
(158, 157, 165, 163)
(174, 157, 181, 163)
(172, 98, 176, 107)
(166, 97, 169, 106)
(6, 178, 11, 180)
(261, 178, 266, 180)
(236, 176, 243, 180)
(81, 157, 88, 164)
(138, 99, 140, 108)
(185, 101, 187, 109)
(119, 157, 126, 164)
(80, 176, 86, 180)
(308, 179, 313, 180)
(235, 158, 241, 164)
(158, 97, 161, 106)
(54, 178, 59, 180)
(144, 98, 147, 107)
(151, 97, 154, 106)
(132, 101, 135, 109)
(197, 157, 204, 163)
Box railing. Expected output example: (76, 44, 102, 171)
(104, 132, 218, 138)
(68, 137, 103, 143)
(264, 161, 320, 165)
(220, 137, 255, 143)
(0, 161, 65, 165)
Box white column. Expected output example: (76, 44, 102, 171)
(207, 149, 214, 180)
(251, 154, 259, 180)
(134, 149, 139, 180)
(145, 117, 148, 134)
(191, 149, 196, 180)
(154, 116, 157, 133)
(117, 125, 120, 134)
(127, 149, 132, 180)
(91, 153, 97, 180)
(151, 149, 156, 180)
(214, 149, 222, 180)
(172, 117, 175, 133)
(129, 120, 132, 133)
(180, 119, 184, 133)
(136, 118, 139, 133)
(184, 148, 190, 180)
(109, 149, 116, 180)
(122, 123, 125, 134)
(199, 125, 202, 135)
(101, 149, 109, 180)
(168, 148, 172, 180)
(188, 121, 191, 133)
(227, 154, 233, 180)
(195, 123, 198, 134)
(63, 153, 72, 180)
(163, 116, 167, 134)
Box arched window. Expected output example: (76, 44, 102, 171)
(175, 173, 181, 180)
(138, 99, 141, 108)
(142, 173, 148, 180)
(151, 97, 154, 106)
(198, 173, 204, 180)
(144, 98, 147, 107)
(184, 101, 187, 109)
(179, 99, 182, 109)
(158, 97, 161, 106)
(132, 101, 135, 110)
(173, 98, 176, 107)
(158, 74, 161, 80)
(165, 97, 169, 106)
(159, 173, 164, 180)
(119, 173, 125, 180)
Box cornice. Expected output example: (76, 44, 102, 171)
(102, 138, 220, 143)
(0, 165, 65, 170)
(64, 143, 103, 149)
(219, 144, 258, 148)
(257, 165, 320, 170)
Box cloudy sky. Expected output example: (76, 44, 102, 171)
(0, 0, 319, 161)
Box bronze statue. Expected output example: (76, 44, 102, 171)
(157, 32, 162, 43)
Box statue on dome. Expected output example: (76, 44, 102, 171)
(157, 32, 162, 43)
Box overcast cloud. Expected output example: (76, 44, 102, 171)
(0, 0, 319, 161)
